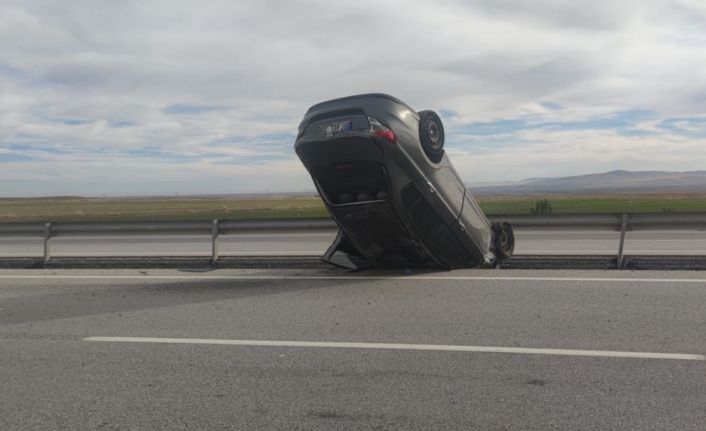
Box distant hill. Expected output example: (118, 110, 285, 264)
(469, 170, 706, 195)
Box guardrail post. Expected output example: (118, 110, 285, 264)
(211, 219, 219, 263)
(43, 222, 52, 264)
(616, 214, 628, 269)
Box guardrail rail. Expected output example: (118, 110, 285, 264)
(1, 213, 704, 268)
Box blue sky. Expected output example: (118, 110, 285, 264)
(1, 0, 706, 196)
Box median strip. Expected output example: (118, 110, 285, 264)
(83, 336, 705, 361)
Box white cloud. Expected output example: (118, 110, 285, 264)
(453, 128, 706, 183)
(1, 0, 705, 195)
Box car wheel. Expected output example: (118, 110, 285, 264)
(418, 110, 445, 163)
(492, 222, 515, 260)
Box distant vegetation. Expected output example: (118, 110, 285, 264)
(530, 199, 553, 215)
(478, 194, 706, 215)
(0, 196, 329, 223)
(1, 194, 706, 223)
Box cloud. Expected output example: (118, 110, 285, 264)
(1, 0, 705, 195)
(452, 128, 706, 183)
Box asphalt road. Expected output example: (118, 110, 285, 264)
(2, 229, 706, 257)
(1, 268, 704, 430)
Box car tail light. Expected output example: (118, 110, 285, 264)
(368, 117, 396, 143)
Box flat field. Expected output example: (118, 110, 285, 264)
(477, 193, 706, 215)
(1, 193, 706, 223)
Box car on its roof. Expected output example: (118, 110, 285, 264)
(294, 93, 514, 269)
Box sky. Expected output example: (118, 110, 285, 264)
(1, 0, 706, 197)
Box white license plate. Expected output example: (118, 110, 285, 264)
(319, 120, 353, 137)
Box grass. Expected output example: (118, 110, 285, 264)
(0, 196, 329, 223)
(1, 193, 706, 223)
(476, 194, 706, 215)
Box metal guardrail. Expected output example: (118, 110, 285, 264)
(0, 213, 704, 268)
(0, 218, 339, 264)
(502, 213, 706, 230)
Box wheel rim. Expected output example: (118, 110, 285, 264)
(427, 121, 442, 151)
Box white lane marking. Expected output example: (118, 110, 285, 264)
(2, 250, 706, 257)
(513, 250, 706, 254)
(221, 251, 322, 255)
(83, 336, 705, 361)
(2, 274, 706, 284)
(515, 232, 706, 236)
(227, 233, 335, 238)
(0, 251, 323, 257)
(0, 233, 336, 240)
(1, 230, 701, 240)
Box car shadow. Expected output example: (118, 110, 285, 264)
(0, 274, 375, 327)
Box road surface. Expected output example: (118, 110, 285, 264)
(1, 268, 704, 430)
(2, 229, 706, 257)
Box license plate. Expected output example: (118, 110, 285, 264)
(315, 120, 353, 138)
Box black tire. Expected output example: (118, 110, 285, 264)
(492, 222, 515, 260)
(418, 110, 445, 163)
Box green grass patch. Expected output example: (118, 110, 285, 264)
(477, 195, 706, 215)
(0, 197, 329, 223)
(1, 194, 705, 223)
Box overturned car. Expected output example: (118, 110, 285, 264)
(294, 93, 514, 269)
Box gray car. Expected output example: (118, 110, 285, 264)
(294, 93, 514, 269)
